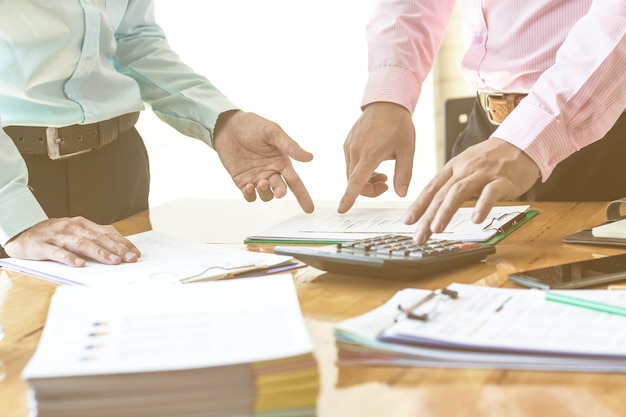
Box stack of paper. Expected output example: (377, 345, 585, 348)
(334, 283, 626, 372)
(22, 275, 319, 417)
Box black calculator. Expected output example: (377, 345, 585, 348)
(273, 234, 495, 281)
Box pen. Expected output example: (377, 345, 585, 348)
(531, 289, 626, 317)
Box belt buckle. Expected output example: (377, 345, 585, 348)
(481, 93, 503, 125)
(46, 127, 91, 160)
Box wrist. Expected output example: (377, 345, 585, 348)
(214, 110, 242, 142)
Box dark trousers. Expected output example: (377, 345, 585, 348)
(0, 127, 150, 257)
(452, 99, 626, 201)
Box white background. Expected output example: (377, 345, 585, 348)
(139, 0, 437, 207)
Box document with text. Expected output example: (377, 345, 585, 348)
(0, 230, 302, 287)
(246, 205, 531, 244)
(22, 275, 319, 417)
(335, 282, 626, 372)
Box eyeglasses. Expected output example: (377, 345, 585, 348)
(395, 287, 459, 322)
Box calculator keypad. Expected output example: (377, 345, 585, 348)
(338, 234, 481, 259)
(273, 233, 495, 280)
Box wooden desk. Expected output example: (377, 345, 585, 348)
(2, 199, 626, 417)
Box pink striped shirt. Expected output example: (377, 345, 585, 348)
(362, 0, 626, 180)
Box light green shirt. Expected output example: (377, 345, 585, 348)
(0, 0, 239, 246)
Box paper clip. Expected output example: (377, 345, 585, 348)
(395, 287, 459, 322)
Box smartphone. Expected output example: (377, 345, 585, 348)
(507, 253, 626, 289)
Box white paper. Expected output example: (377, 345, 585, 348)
(0, 231, 297, 288)
(334, 283, 626, 371)
(592, 218, 626, 238)
(247, 205, 530, 243)
(22, 274, 313, 378)
(381, 283, 626, 356)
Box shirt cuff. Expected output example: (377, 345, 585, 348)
(361, 66, 421, 113)
(492, 100, 573, 181)
(0, 186, 48, 247)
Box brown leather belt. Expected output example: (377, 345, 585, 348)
(478, 92, 527, 125)
(478, 92, 626, 125)
(5, 112, 140, 160)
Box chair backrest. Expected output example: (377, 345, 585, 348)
(443, 96, 475, 162)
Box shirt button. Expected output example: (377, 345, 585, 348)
(474, 34, 484, 44)
(83, 58, 93, 68)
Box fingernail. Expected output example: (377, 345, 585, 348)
(124, 252, 138, 262)
(403, 212, 414, 224)
(398, 185, 408, 197)
(109, 254, 121, 263)
(431, 220, 443, 233)
(414, 231, 425, 243)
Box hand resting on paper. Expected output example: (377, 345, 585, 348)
(3, 217, 140, 267)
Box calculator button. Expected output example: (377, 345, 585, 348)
(455, 242, 482, 250)
(339, 234, 486, 263)
(273, 233, 496, 281)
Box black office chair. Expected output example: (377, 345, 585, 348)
(443, 96, 475, 162)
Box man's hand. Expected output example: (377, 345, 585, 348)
(213, 111, 314, 213)
(339, 102, 416, 213)
(403, 138, 541, 243)
(4, 217, 141, 266)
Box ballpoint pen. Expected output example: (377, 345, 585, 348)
(531, 289, 626, 317)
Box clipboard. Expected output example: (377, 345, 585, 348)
(245, 206, 537, 245)
(334, 282, 626, 372)
(482, 209, 538, 245)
